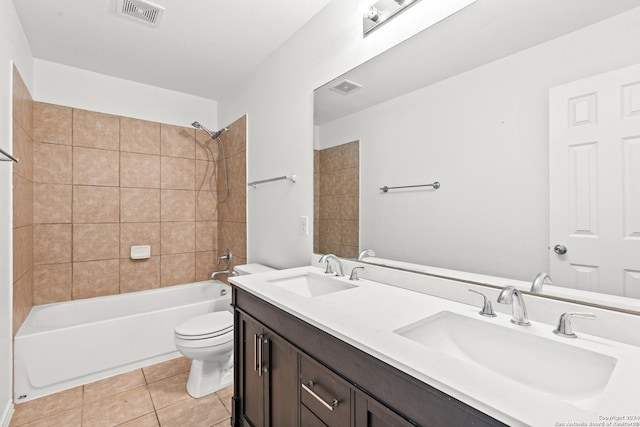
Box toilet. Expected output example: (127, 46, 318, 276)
(174, 263, 274, 398)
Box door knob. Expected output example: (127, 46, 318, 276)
(554, 244, 567, 255)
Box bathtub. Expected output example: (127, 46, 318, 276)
(14, 280, 231, 403)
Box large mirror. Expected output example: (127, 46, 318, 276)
(313, 0, 640, 312)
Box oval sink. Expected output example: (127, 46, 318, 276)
(267, 273, 357, 297)
(394, 311, 617, 400)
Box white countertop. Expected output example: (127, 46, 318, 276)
(230, 266, 640, 427)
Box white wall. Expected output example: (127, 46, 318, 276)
(34, 59, 218, 128)
(0, 1, 33, 424)
(318, 9, 640, 280)
(218, 0, 477, 269)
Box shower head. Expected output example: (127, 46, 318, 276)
(191, 121, 228, 139)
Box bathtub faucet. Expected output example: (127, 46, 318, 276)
(211, 269, 230, 280)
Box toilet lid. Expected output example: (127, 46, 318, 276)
(175, 311, 233, 339)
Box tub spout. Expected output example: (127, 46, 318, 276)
(211, 269, 230, 280)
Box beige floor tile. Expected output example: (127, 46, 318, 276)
(16, 407, 82, 427)
(142, 357, 191, 384)
(117, 413, 160, 427)
(155, 393, 230, 427)
(212, 420, 231, 427)
(10, 386, 82, 426)
(147, 371, 191, 410)
(84, 369, 147, 402)
(215, 385, 234, 414)
(82, 386, 154, 427)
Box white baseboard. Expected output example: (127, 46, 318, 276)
(0, 400, 14, 427)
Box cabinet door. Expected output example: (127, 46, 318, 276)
(239, 315, 264, 426)
(355, 391, 415, 427)
(264, 329, 298, 427)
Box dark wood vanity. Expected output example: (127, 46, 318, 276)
(231, 286, 507, 427)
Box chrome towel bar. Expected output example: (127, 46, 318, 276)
(0, 147, 19, 163)
(380, 181, 439, 193)
(248, 174, 296, 188)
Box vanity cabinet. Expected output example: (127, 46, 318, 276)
(232, 287, 506, 427)
(236, 312, 298, 427)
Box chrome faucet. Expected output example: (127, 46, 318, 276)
(318, 254, 344, 277)
(357, 249, 376, 261)
(211, 270, 230, 280)
(553, 312, 596, 338)
(497, 286, 530, 326)
(531, 272, 552, 293)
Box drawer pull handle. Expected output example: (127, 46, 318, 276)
(302, 381, 339, 412)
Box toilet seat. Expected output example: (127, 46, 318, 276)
(175, 311, 233, 340)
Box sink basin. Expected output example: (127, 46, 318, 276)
(394, 311, 617, 400)
(267, 273, 357, 297)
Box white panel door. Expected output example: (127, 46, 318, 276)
(550, 63, 640, 297)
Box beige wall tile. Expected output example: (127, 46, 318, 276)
(73, 223, 119, 262)
(13, 269, 33, 336)
(84, 369, 146, 402)
(224, 150, 246, 188)
(161, 156, 195, 190)
(73, 147, 119, 187)
(319, 195, 340, 220)
(13, 225, 32, 280)
(13, 174, 33, 228)
(33, 224, 71, 265)
(340, 219, 359, 246)
(121, 188, 160, 223)
(10, 386, 83, 426)
(81, 386, 154, 427)
(221, 115, 246, 156)
(161, 190, 195, 222)
(127, 259, 155, 294)
(34, 102, 72, 145)
(142, 357, 191, 384)
(161, 222, 195, 254)
(341, 140, 359, 169)
(73, 109, 119, 150)
(120, 222, 160, 258)
(33, 183, 71, 224)
(160, 253, 195, 287)
(195, 221, 216, 252)
(340, 194, 359, 220)
(12, 66, 33, 136)
(195, 190, 216, 221)
(343, 167, 359, 195)
(73, 186, 119, 223)
(160, 124, 195, 158)
(73, 259, 120, 299)
(120, 257, 160, 293)
(33, 263, 72, 305)
(13, 119, 33, 181)
(33, 142, 72, 184)
(319, 145, 341, 173)
(195, 132, 215, 160)
(196, 251, 216, 281)
(120, 152, 160, 188)
(120, 117, 160, 155)
(218, 222, 246, 259)
(318, 219, 340, 245)
(218, 185, 245, 223)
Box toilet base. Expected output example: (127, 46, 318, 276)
(185, 355, 234, 398)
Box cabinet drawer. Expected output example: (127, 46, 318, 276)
(301, 403, 329, 427)
(300, 355, 351, 427)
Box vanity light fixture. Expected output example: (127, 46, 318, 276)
(363, 0, 421, 35)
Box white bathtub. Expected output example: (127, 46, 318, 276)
(14, 280, 231, 403)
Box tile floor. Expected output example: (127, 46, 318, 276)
(9, 357, 232, 427)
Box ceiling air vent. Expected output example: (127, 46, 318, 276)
(117, 0, 165, 27)
(329, 80, 363, 95)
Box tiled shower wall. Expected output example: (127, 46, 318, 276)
(314, 140, 359, 258)
(26, 100, 246, 307)
(12, 66, 34, 337)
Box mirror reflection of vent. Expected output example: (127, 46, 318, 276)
(329, 80, 363, 95)
(117, 0, 165, 26)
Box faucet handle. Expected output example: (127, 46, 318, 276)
(468, 289, 497, 317)
(553, 312, 596, 338)
(323, 260, 334, 275)
(349, 266, 364, 281)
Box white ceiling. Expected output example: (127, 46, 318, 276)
(12, 0, 332, 100)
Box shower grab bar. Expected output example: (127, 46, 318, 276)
(380, 181, 440, 193)
(248, 174, 296, 188)
(0, 148, 19, 163)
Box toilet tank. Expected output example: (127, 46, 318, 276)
(234, 263, 275, 276)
